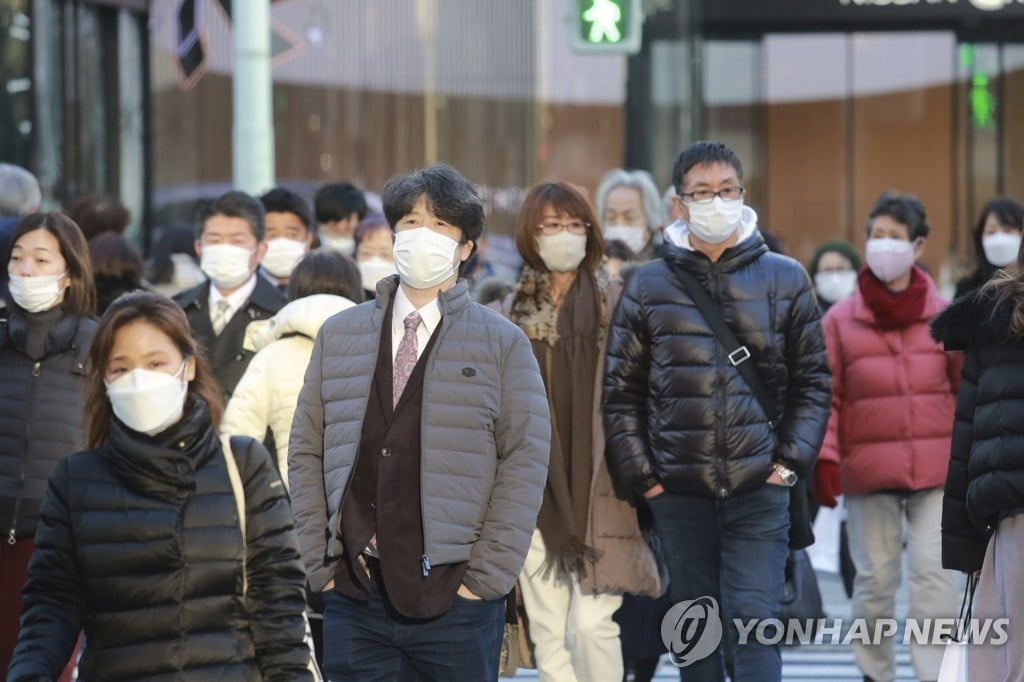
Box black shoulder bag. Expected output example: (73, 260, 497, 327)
(671, 266, 814, 550)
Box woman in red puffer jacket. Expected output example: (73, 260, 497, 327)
(814, 191, 961, 682)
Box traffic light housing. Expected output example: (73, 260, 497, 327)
(571, 0, 643, 55)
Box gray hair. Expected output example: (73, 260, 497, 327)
(595, 169, 663, 231)
(0, 163, 41, 216)
(661, 185, 677, 225)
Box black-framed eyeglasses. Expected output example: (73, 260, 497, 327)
(679, 187, 745, 205)
(535, 221, 590, 236)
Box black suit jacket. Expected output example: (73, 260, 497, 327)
(173, 276, 286, 399)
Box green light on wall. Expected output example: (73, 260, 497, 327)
(960, 44, 997, 130)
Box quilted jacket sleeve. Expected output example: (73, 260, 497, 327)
(237, 437, 314, 681)
(776, 273, 832, 476)
(941, 346, 988, 572)
(818, 308, 843, 468)
(7, 460, 85, 682)
(462, 327, 550, 600)
(287, 330, 332, 591)
(602, 272, 659, 502)
(222, 351, 273, 462)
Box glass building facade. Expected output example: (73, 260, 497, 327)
(3, 0, 1024, 286)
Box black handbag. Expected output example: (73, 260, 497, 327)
(779, 549, 826, 635)
(671, 265, 815, 549)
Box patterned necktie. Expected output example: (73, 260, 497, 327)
(392, 311, 421, 408)
(211, 299, 232, 336)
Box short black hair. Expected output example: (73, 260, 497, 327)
(260, 187, 313, 231)
(604, 239, 636, 262)
(381, 163, 485, 246)
(314, 182, 368, 224)
(287, 249, 363, 303)
(866, 191, 930, 241)
(672, 140, 744, 194)
(196, 190, 266, 241)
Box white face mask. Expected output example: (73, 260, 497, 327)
(814, 270, 858, 304)
(604, 225, 649, 256)
(106, 360, 189, 436)
(393, 227, 461, 290)
(8, 271, 68, 313)
(262, 238, 308, 278)
(686, 196, 745, 244)
(321, 234, 355, 255)
(358, 256, 397, 292)
(200, 243, 255, 290)
(982, 232, 1021, 268)
(865, 238, 916, 283)
(538, 231, 588, 273)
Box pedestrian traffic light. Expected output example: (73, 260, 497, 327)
(571, 0, 643, 55)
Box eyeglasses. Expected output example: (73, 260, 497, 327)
(536, 221, 590, 236)
(679, 187, 745, 204)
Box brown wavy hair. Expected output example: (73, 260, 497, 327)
(5, 212, 96, 315)
(514, 182, 605, 273)
(85, 292, 223, 447)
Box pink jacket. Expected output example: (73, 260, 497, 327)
(819, 277, 962, 495)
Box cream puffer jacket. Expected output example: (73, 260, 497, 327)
(222, 294, 356, 489)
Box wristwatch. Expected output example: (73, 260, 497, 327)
(772, 462, 798, 487)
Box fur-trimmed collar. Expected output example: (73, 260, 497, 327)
(931, 287, 1014, 350)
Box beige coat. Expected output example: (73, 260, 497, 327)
(578, 280, 662, 597)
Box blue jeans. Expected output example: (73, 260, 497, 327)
(321, 574, 505, 681)
(648, 483, 790, 682)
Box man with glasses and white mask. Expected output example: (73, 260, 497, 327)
(174, 191, 286, 399)
(289, 163, 550, 681)
(603, 140, 832, 682)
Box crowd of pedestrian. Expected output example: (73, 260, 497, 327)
(0, 139, 1022, 682)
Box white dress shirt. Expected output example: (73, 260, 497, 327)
(208, 273, 258, 327)
(391, 285, 442, 362)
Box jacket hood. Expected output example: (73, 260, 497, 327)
(661, 221, 769, 276)
(931, 286, 1012, 350)
(663, 205, 760, 252)
(243, 293, 357, 352)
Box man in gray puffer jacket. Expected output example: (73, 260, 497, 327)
(289, 163, 550, 681)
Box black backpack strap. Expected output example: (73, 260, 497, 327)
(672, 267, 779, 429)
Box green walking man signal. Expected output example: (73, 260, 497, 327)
(572, 0, 643, 55)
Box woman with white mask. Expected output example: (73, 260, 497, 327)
(7, 292, 316, 682)
(816, 191, 960, 682)
(595, 168, 664, 266)
(808, 240, 862, 312)
(954, 196, 1024, 300)
(496, 183, 661, 682)
(353, 213, 398, 301)
(0, 213, 97, 681)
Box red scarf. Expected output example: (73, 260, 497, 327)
(858, 265, 929, 330)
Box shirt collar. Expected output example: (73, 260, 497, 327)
(392, 284, 442, 336)
(208, 273, 258, 312)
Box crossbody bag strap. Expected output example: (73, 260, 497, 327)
(672, 266, 779, 429)
(220, 433, 247, 595)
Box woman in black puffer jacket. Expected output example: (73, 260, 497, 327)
(931, 267, 1024, 681)
(0, 213, 97, 677)
(7, 292, 314, 681)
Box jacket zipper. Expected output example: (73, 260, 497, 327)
(418, 313, 452, 579)
(8, 360, 42, 545)
(710, 268, 728, 499)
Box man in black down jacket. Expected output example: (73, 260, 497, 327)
(603, 141, 831, 682)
